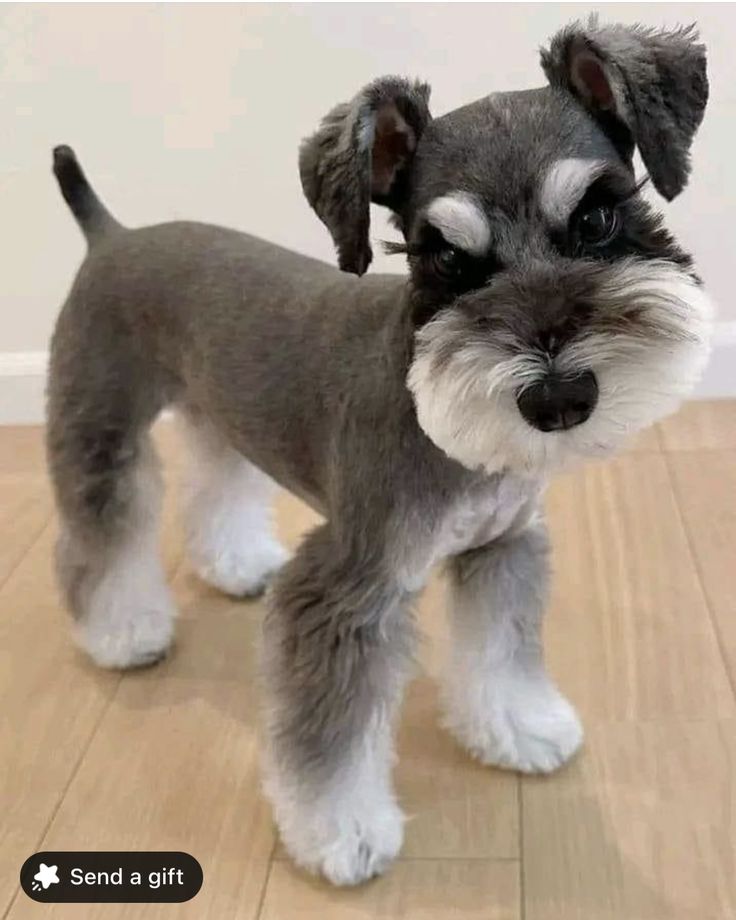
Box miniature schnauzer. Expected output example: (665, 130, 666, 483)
(47, 21, 712, 885)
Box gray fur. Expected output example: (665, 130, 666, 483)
(441, 516, 584, 774)
(262, 522, 416, 780)
(46, 20, 711, 886)
(448, 515, 549, 678)
(52, 145, 122, 244)
(541, 19, 708, 200)
(299, 76, 431, 274)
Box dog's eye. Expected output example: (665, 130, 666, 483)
(432, 246, 461, 278)
(577, 205, 619, 246)
(417, 240, 497, 292)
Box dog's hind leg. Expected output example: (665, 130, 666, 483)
(47, 393, 176, 671)
(261, 523, 415, 886)
(440, 511, 583, 773)
(178, 411, 289, 597)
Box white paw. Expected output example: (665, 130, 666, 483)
(443, 675, 583, 774)
(307, 803, 404, 887)
(263, 764, 404, 886)
(193, 537, 290, 597)
(76, 603, 175, 670)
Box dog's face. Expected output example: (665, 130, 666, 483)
(300, 21, 714, 475)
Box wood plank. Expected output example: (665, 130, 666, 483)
(0, 523, 121, 916)
(543, 452, 734, 722)
(665, 449, 736, 686)
(658, 399, 736, 451)
(260, 859, 520, 920)
(0, 459, 185, 916)
(522, 720, 736, 920)
(0, 476, 50, 588)
(0, 427, 46, 476)
(523, 446, 736, 919)
(396, 678, 519, 860)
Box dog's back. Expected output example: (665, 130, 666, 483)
(47, 147, 413, 543)
(49, 150, 409, 447)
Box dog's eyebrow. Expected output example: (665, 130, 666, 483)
(425, 193, 490, 255)
(540, 158, 608, 224)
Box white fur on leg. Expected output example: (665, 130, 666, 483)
(441, 568, 582, 774)
(180, 416, 289, 597)
(262, 715, 404, 886)
(75, 538, 176, 670)
(442, 666, 583, 773)
(75, 452, 176, 670)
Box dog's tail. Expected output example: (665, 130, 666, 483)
(52, 146, 123, 245)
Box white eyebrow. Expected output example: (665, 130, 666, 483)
(425, 193, 490, 256)
(540, 158, 608, 224)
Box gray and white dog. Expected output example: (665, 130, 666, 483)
(47, 21, 713, 885)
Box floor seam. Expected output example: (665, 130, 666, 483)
(253, 841, 277, 920)
(518, 775, 526, 920)
(0, 514, 52, 596)
(1, 886, 20, 919)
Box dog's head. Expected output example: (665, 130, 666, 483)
(300, 20, 714, 475)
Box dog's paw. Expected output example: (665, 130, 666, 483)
(442, 675, 583, 774)
(193, 538, 290, 598)
(76, 603, 175, 670)
(305, 805, 404, 887)
(264, 766, 404, 886)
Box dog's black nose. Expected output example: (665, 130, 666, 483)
(517, 371, 598, 432)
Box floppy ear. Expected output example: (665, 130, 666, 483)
(541, 20, 708, 200)
(299, 77, 431, 275)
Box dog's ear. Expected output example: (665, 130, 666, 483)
(541, 20, 708, 200)
(299, 77, 431, 275)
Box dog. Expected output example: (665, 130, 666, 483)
(47, 20, 712, 886)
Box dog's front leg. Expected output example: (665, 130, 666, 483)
(441, 513, 582, 774)
(261, 523, 414, 886)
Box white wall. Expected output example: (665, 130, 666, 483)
(1, 3, 735, 419)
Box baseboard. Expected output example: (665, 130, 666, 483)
(2, 324, 736, 425)
(0, 352, 49, 425)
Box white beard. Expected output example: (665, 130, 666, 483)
(407, 259, 715, 477)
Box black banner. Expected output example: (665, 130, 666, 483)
(20, 852, 202, 903)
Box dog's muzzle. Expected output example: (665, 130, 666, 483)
(516, 371, 598, 432)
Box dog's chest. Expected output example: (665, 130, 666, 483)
(436, 473, 539, 559)
(401, 473, 541, 591)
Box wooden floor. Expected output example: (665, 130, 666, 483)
(2, 401, 736, 919)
